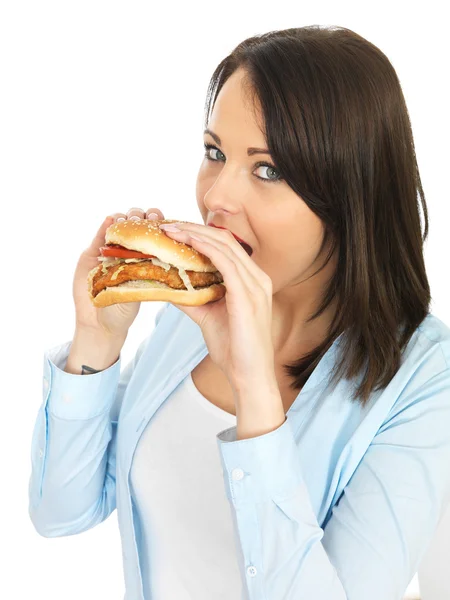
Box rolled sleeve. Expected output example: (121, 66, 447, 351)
(216, 416, 304, 506)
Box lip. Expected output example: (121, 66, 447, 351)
(207, 223, 253, 256)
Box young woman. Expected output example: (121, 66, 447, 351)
(29, 25, 450, 600)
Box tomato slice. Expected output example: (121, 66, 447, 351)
(100, 245, 156, 259)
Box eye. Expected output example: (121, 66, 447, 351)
(203, 143, 284, 185)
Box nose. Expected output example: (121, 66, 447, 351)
(202, 166, 243, 217)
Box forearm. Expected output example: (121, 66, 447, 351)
(64, 328, 127, 374)
(30, 337, 124, 536)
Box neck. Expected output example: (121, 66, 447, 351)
(271, 292, 338, 359)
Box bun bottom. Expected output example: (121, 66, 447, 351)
(89, 281, 226, 308)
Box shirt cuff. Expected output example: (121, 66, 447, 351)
(44, 340, 122, 420)
(215, 415, 304, 507)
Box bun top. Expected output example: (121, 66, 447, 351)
(105, 218, 218, 272)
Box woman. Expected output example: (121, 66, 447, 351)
(29, 25, 450, 600)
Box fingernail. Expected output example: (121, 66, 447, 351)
(129, 216, 140, 221)
(159, 224, 181, 232)
(147, 212, 159, 219)
(117, 217, 126, 222)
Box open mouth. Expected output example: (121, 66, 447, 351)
(207, 224, 253, 256)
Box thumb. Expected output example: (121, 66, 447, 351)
(86, 216, 115, 258)
(171, 303, 207, 328)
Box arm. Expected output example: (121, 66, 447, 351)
(63, 327, 126, 375)
(28, 302, 169, 537)
(216, 365, 450, 599)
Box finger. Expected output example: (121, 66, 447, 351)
(168, 231, 257, 298)
(126, 207, 146, 221)
(161, 224, 264, 284)
(145, 208, 165, 220)
(108, 212, 127, 222)
(189, 236, 258, 303)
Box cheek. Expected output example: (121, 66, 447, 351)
(261, 218, 325, 276)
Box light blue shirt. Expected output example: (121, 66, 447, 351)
(29, 303, 450, 599)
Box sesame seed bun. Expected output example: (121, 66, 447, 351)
(106, 218, 219, 272)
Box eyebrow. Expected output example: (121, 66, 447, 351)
(204, 128, 270, 156)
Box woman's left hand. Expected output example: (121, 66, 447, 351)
(158, 221, 276, 390)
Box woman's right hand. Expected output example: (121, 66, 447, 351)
(72, 207, 165, 339)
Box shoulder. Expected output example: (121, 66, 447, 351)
(415, 312, 450, 369)
(378, 313, 450, 427)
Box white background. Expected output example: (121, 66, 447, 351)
(2, 1, 448, 599)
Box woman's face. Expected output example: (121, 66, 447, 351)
(196, 67, 336, 301)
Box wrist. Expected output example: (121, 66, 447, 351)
(74, 323, 128, 343)
(65, 328, 127, 375)
(229, 368, 278, 397)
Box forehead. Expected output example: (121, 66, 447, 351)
(208, 69, 265, 140)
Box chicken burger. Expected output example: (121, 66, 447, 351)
(87, 219, 227, 307)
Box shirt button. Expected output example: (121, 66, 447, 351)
(231, 468, 244, 481)
(43, 378, 49, 389)
(247, 566, 257, 577)
(39, 448, 44, 458)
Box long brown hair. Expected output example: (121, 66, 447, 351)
(203, 25, 431, 406)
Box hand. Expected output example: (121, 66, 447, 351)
(73, 207, 164, 338)
(158, 221, 276, 390)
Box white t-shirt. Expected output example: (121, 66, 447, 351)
(130, 371, 245, 600)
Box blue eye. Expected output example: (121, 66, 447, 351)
(203, 143, 284, 185)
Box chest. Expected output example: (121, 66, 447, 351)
(190, 354, 301, 417)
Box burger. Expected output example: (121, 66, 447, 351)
(87, 219, 233, 307)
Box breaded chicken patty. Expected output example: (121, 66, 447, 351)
(91, 260, 224, 297)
